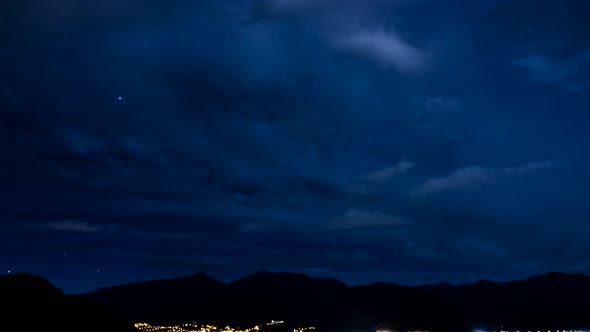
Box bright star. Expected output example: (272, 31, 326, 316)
(117, 96, 123, 101)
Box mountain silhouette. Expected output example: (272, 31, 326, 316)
(86, 271, 227, 325)
(4, 271, 588, 332)
(82, 271, 590, 332)
(0, 273, 135, 332)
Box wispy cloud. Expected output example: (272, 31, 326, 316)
(258, 0, 389, 15)
(349, 159, 415, 194)
(257, 0, 426, 73)
(512, 50, 590, 92)
(570, 263, 590, 274)
(413, 161, 559, 197)
(334, 29, 426, 73)
(404, 240, 447, 261)
(502, 161, 558, 175)
(327, 209, 413, 230)
(411, 95, 461, 112)
(30, 219, 105, 233)
(413, 166, 493, 197)
(363, 159, 416, 183)
(238, 208, 412, 235)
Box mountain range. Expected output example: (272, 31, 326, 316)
(3, 271, 590, 332)
(0, 273, 136, 332)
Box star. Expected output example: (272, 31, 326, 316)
(117, 96, 123, 101)
(7, 270, 10, 274)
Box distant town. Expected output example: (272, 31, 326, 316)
(134, 324, 590, 332)
(134, 320, 316, 332)
(474, 330, 588, 332)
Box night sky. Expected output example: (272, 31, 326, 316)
(2, 0, 590, 294)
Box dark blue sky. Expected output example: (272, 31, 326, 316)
(2, 0, 590, 293)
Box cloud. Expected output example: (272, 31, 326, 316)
(413, 166, 494, 197)
(32, 219, 104, 233)
(334, 29, 426, 73)
(349, 159, 415, 194)
(512, 51, 589, 91)
(327, 247, 373, 263)
(4, 0, 590, 290)
(570, 264, 590, 274)
(502, 161, 559, 175)
(256, 0, 426, 73)
(413, 161, 559, 197)
(455, 238, 508, 260)
(403, 240, 447, 262)
(362, 159, 416, 183)
(257, 0, 333, 14)
(238, 207, 414, 235)
(240, 222, 270, 233)
(512, 54, 569, 87)
(328, 209, 413, 230)
(411, 96, 461, 112)
(352, 248, 370, 260)
(303, 267, 333, 274)
(139, 253, 233, 271)
(257, 0, 388, 15)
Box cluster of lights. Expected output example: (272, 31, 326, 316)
(266, 321, 285, 326)
(372, 329, 589, 332)
(376, 330, 429, 332)
(294, 327, 316, 332)
(134, 323, 217, 332)
(480, 329, 589, 332)
(135, 321, 294, 332)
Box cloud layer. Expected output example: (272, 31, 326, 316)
(414, 162, 559, 197)
(28, 219, 105, 233)
(2, 0, 590, 292)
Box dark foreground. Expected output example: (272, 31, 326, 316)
(2, 271, 590, 332)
